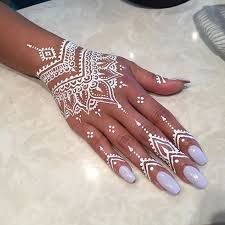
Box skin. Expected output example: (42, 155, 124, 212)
(0, 3, 207, 195)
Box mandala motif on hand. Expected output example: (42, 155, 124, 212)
(28, 40, 126, 119)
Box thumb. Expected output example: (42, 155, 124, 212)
(128, 61, 190, 96)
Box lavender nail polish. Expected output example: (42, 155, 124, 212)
(188, 145, 208, 165)
(119, 166, 136, 183)
(183, 166, 207, 189)
(156, 172, 181, 195)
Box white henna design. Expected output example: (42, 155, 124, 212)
(108, 125, 115, 133)
(119, 65, 126, 71)
(117, 103, 127, 114)
(94, 108, 101, 117)
(156, 75, 166, 84)
(28, 40, 77, 83)
(53, 47, 123, 118)
(128, 146, 159, 180)
(87, 131, 94, 139)
(99, 146, 125, 170)
(28, 40, 126, 119)
(137, 96, 144, 104)
(76, 115, 82, 123)
(118, 81, 128, 88)
(161, 116, 194, 149)
(135, 120, 188, 172)
(27, 44, 56, 61)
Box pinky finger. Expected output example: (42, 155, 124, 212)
(78, 123, 136, 184)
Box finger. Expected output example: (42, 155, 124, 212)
(67, 117, 136, 183)
(90, 115, 181, 195)
(109, 100, 207, 189)
(126, 86, 208, 166)
(128, 60, 190, 96)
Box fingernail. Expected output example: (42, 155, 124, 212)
(180, 79, 191, 84)
(183, 166, 207, 189)
(171, 78, 191, 84)
(119, 166, 136, 183)
(188, 145, 208, 165)
(184, 83, 191, 88)
(156, 172, 181, 195)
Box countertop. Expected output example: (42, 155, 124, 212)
(1, 0, 225, 225)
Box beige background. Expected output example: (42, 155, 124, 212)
(0, 0, 225, 224)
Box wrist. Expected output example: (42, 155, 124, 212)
(26, 36, 66, 78)
(28, 39, 85, 99)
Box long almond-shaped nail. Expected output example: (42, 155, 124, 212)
(183, 166, 207, 189)
(119, 166, 136, 183)
(156, 172, 181, 195)
(171, 78, 191, 84)
(188, 145, 208, 165)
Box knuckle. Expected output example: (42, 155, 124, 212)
(117, 134, 133, 149)
(137, 124, 150, 141)
(92, 132, 105, 147)
(135, 122, 156, 143)
(152, 106, 171, 123)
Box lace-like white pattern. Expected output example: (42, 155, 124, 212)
(28, 40, 125, 119)
(37, 41, 77, 84)
(53, 49, 123, 118)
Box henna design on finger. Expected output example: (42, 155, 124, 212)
(161, 116, 194, 149)
(137, 96, 144, 104)
(135, 120, 188, 172)
(99, 146, 136, 183)
(156, 75, 167, 84)
(117, 103, 128, 114)
(99, 146, 125, 170)
(87, 131, 94, 139)
(108, 125, 115, 133)
(128, 146, 160, 180)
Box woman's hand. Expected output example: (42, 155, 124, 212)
(28, 40, 207, 195)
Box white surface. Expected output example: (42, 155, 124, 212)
(0, 0, 225, 225)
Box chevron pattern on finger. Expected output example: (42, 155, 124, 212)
(148, 134, 188, 172)
(173, 130, 194, 149)
(140, 158, 160, 180)
(106, 154, 125, 170)
(161, 116, 194, 149)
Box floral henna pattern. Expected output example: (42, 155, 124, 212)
(27, 40, 127, 120)
(30, 41, 77, 83)
(135, 120, 188, 172)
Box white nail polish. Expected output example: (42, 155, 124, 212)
(183, 166, 207, 189)
(119, 166, 136, 183)
(188, 145, 208, 165)
(156, 172, 181, 195)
